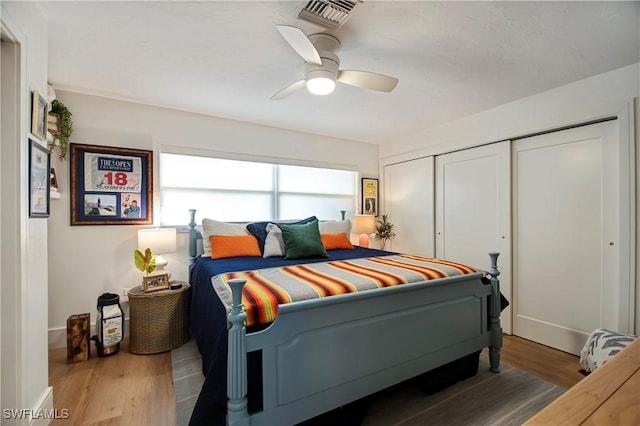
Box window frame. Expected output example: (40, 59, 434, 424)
(158, 147, 359, 226)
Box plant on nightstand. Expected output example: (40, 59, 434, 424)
(134, 248, 156, 279)
(372, 214, 396, 250)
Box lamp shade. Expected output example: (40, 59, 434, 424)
(352, 215, 376, 248)
(306, 69, 336, 95)
(352, 215, 376, 235)
(137, 228, 177, 255)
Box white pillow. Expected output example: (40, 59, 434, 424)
(263, 223, 286, 258)
(201, 218, 249, 257)
(319, 220, 351, 235)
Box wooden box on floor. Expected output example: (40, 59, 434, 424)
(66, 313, 90, 363)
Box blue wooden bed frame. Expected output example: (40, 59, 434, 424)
(187, 209, 503, 426)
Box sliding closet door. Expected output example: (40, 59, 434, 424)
(383, 157, 434, 256)
(512, 120, 626, 355)
(435, 141, 511, 333)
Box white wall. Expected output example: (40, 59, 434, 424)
(1, 1, 53, 422)
(381, 64, 638, 161)
(380, 63, 640, 334)
(47, 91, 380, 347)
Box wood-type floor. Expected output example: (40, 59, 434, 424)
(48, 335, 585, 425)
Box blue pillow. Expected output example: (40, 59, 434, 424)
(247, 216, 316, 254)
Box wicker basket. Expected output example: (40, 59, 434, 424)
(128, 282, 191, 354)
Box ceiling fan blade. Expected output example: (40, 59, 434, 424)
(270, 79, 306, 101)
(276, 25, 322, 66)
(337, 70, 399, 92)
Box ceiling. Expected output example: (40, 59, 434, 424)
(39, 1, 639, 145)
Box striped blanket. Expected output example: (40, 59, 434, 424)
(212, 255, 479, 326)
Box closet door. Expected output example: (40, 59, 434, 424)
(512, 120, 626, 355)
(383, 157, 434, 256)
(435, 141, 511, 333)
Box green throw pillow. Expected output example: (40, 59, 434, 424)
(278, 220, 329, 260)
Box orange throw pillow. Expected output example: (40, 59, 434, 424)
(210, 235, 261, 259)
(321, 233, 354, 250)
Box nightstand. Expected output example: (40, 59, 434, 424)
(128, 282, 191, 354)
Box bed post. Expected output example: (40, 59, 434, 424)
(227, 278, 250, 426)
(488, 251, 503, 373)
(188, 209, 198, 275)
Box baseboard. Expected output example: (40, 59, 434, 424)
(28, 386, 53, 425)
(48, 318, 130, 350)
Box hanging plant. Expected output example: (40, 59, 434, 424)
(48, 99, 73, 161)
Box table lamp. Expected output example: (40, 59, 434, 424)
(352, 214, 376, 248)
(138, 228, 177, 277)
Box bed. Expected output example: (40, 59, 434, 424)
(186, 209, 504, 426)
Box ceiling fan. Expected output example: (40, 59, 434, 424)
(271, 25, 399, 100)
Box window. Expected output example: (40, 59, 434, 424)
(159, 153, 357, 225)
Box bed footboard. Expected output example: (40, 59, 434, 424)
(226, 253, 502, 425)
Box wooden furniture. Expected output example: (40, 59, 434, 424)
(66, 312, 90, 363)
(128, 282, 191, 354)
(187, 210, 503, 425)
(524, 337, 639, 425)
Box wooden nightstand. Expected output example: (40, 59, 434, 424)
(128, 282, 191, 354)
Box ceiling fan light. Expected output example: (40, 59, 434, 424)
(306, 77, 335, 95)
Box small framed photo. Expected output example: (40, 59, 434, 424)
(31, 90, 48, 142)
(361, 177, 378, 216)
(143, 273, 169, 292)
(29, 138, 51, 218)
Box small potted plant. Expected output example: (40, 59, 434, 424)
(134, 248, 156, 282)
(372, 214, 396, 250)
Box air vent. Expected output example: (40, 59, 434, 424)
(297, 0, 361, 31)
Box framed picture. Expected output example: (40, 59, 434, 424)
(29, 138, 51, 218)
(143, 273, 169, 292)
(70, 143, 153, 225)
(361, 177, 378, 216)
(31, 90, 48, 141)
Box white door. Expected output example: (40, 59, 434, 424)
(383, 157, 434, 256)
(435, 141, 512, 333)
(512, 120, 625, 355)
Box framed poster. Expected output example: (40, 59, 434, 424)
(70, 143, 153, 225)
(361, 177, 378, 216)
(29, 138, 51, 218)
(31, 90, 48, 142)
